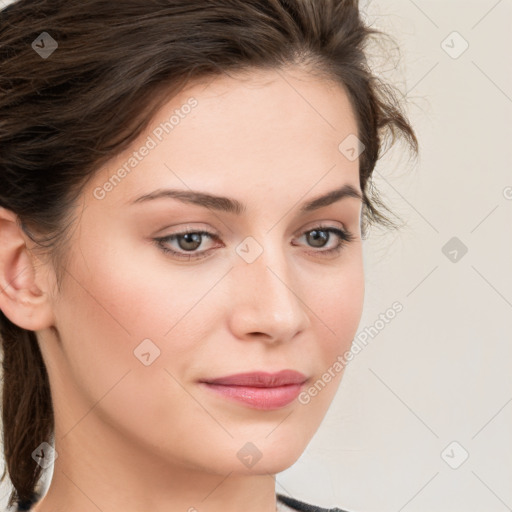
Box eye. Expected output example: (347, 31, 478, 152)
(293, 224, 356, 258)
(153, 224, 356, 261)
(153, 229, 219, 261)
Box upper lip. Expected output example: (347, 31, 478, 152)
(200, 370, 308, 387)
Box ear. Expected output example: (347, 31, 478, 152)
(0, 206, 56, 331)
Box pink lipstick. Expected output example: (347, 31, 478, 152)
(199, 370, 308, 410)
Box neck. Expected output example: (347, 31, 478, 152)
(30, 413, 279, 512)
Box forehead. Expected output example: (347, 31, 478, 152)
(87, 66, 360, 208)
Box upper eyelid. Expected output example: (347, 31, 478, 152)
(158, 219, 349, 236)
(159, 223, 348, 240)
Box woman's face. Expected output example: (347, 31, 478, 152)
(39, 66, 365, 478)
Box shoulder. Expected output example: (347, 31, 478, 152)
(276, 493, 353, 512)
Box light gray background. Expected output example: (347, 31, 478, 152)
(1, 1, 511, 511)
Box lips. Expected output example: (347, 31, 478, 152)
(199, 370, 309, 410)
(200, 370, 308, 387)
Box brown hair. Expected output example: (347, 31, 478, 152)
(0, 0, 418, 508)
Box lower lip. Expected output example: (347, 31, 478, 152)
(199, 382, 305, 410)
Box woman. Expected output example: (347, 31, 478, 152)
(0, 1, 417, 511)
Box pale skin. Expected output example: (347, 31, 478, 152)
(0, 66, 365, 512)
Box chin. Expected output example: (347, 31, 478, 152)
(234, 434, 310, 475)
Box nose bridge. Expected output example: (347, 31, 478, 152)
(246, 231, 294, 296)
(229, 233, 310, 339)
(252, 254, 295, 311)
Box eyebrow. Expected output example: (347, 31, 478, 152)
(129, 183, 362, 215)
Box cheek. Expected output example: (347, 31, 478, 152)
(53, 234, 224, 388)
(52, 256, 214, 448)
(65, 231, 215, 339)
(311, 256, 365, 353)
(295, 262, 364, 423)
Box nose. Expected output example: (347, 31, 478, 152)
(227, 242, 311, 344)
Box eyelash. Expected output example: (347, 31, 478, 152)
(153, 224, 356, 261)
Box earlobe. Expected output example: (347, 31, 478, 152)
(0, 206, 55, 331)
